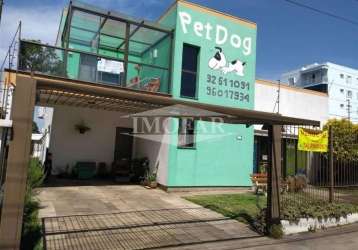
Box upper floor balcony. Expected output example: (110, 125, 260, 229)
(18, 1, 173, 95)
(300, 68, 328, 88)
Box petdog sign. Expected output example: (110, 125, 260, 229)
(179, 11, 253, 56)
(176, 4, 256, 108)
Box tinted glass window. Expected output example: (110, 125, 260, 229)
(178, 118, 195, 148)
(182, 45, 199, 72)
(180, 72, 197, 98)
(180, 44, 199, 98)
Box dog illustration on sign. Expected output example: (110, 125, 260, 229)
(208, 47, 246, 76)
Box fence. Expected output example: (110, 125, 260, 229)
(279, 123, 358, 221)
(31, 129, 50, 164)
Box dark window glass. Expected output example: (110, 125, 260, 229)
(79, 54, 97, 82)
(178, 118, 195, 148)
(98, 71, 122, 85)
(182, 45, 199, 72)
(180, 73, 197, 98)
(180, 44, 199, 98)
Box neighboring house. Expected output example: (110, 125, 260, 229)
(31, 107, 53, 163)
(0, 83, 13, 207)
(31, 133, 44, 160)
(34, 107, 53, 163)
(281, 62, 358, 123)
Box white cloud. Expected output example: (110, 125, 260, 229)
(0, 4, 63, 64)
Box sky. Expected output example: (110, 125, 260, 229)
(0, 0, 358, 80)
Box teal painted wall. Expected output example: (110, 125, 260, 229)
(159, 2, 257, 187)
(140, 35, 172, 93)
(64, 2, 257, 187)
(168, 120, 254, 186)
(172, 3, 256, 107)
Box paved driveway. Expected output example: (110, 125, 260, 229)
(36, 185, 259, 250)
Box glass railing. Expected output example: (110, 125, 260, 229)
(18, 40, 171, 94)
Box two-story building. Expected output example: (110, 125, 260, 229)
(18, 0, 258, 188)
(0, 1, 320, 247)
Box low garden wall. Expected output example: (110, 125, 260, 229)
(281, 213, 358, 234)
(281, 191, 358, 235)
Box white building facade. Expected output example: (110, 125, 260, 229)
(281, 62, 358, 123)
(255, 79, 329, 125)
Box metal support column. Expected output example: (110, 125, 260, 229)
(122, 22, 130, 87)
(266, 124, 282, 228)
(329, 126, 334, 202)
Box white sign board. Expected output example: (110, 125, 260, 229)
(97, 59, 124, 74)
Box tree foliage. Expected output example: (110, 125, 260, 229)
(323, 119, 358, 160)
(21, 158, 44, 250)
(32, 121, 39, 134)
(19, 40, 66, 77)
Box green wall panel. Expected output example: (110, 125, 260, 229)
(168, 119, 254, 186)
(163, 2, 257, 187)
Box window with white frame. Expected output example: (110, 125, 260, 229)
(340, 74, 344, 79)
(340, 88, 344, 93)
(346, 75, 352, 84)
(288, 77, 295, 85)
(340, 104, 345, 108)
(347, 90, 352, 98)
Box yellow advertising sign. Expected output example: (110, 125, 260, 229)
(298, 128, 328, 152)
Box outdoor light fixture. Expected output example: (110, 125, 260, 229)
(153, 49, 158, 58)
(236, 135, 243, 141)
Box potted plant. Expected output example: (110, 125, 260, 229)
(146, 173, 157, 189)
(75, 121, 91, 134)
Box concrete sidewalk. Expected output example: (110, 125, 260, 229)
(162, 222, 358, 250)
(36, 185, 258, 250)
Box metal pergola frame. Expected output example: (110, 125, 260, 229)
(62, 1, 173, 53)
(58, 0, 174, 89)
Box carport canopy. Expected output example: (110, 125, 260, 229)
(28, 71, 321, 127)
(31, 71, 318, 227)
(0, 70, 319, 249)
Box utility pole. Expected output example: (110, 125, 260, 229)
(276, 80, 281, 114)
(0, 0, 3, 25)
(347, 98, 351, 121)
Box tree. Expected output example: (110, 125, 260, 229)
(323, 119, 358, 160)
(19, 40, 66, 77)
